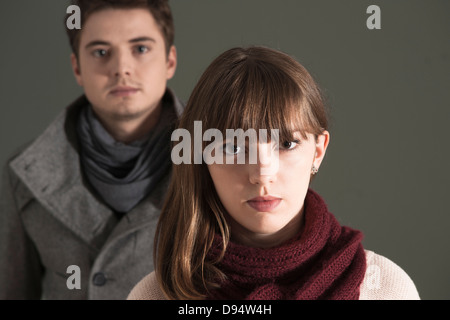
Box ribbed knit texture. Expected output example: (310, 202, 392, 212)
(206, 189, 367, 300)
(127, 250, 421, 300)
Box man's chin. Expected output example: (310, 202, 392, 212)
(93, 102, 148, 122)
(108, 107, 149, 122)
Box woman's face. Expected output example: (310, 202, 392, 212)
(207, 131, 329, 248)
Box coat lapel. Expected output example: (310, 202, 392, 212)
(10, 97, 115, 245)
(10, 90, 183, 247)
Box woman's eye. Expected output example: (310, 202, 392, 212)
(223, 143, 241, 155)
(282, 140, 300, 150)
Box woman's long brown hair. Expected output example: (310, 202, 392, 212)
(154, 46, 329, 299)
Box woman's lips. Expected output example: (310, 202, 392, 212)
(246, 196, 282, 212)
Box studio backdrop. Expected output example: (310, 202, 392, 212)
(0, 0, 449, 299)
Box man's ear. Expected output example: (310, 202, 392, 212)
(70, 53, 83, 87)
(166, 45, 177, 80)
(313, 130, 330, 170)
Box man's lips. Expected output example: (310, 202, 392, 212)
(246, 196, 282, 212)
(109, 86, 140, 97)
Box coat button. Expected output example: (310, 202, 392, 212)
(93, 272, 107, 286)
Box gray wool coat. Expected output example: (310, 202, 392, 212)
(0, 91, 184, 299)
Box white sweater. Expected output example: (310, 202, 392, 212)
(128, 250, 420, 300)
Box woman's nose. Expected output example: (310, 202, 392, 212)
(248, 143, 279, 185)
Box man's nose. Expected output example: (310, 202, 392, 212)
(111, 50, 132, 77)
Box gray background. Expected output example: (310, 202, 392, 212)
(0, 0, 448, 299)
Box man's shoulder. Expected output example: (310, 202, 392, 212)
(360, 249, 420, 300)
(5, 96, 87, 190)
(9, 95, 86, 165)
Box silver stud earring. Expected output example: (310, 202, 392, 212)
(311, 165, 318, 175)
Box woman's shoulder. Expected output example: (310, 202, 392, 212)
(126, 251, 420, 300)
(127, 272, 166, 300)
(360, 250, 420, 300)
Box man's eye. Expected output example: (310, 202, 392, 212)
(136, 45, 149, 54)
(93, 49, 107, 57)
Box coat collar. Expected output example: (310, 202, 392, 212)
(10, 90, 182, 245)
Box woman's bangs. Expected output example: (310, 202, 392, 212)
(212, 63, 313, 143)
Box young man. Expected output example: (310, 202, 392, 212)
(0, 0, 184, 299)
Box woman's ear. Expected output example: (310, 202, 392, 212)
(313, 131, 330, 170)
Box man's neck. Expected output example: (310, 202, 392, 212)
(95, 102, 163, 144)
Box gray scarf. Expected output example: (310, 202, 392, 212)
(77, 92, 179, 213)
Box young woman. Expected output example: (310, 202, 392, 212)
(128, 46, 420, 300)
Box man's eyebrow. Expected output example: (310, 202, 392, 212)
(84, 37, 156, 49)
(85, 40, 111, 49)
(129, 36, 156, 43)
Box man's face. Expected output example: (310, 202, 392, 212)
(71, 8, 176, 122)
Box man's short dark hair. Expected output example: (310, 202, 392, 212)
(66, 0, 175, 58)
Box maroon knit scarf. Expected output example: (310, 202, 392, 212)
(207, 189, 366, 300)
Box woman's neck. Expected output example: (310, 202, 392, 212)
(228, 208, 305, 248)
